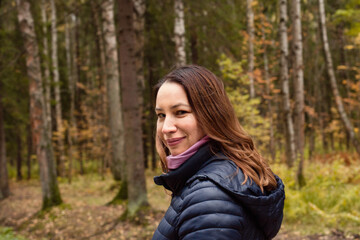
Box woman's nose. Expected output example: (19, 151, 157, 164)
(162, 117, 177, 134)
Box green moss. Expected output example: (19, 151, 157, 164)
(41, 183, 63, 210)
(107, 180, 128, 205)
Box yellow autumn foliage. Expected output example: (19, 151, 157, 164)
(218, 54, 270, 153)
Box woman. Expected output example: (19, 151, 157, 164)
(152, 65, 285, 240)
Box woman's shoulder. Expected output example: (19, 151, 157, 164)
(187, 154, 249, 192)
(184, 154, 285, 239)
(187, 153, 284, 203)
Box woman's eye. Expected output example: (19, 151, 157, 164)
(157, 113, 165, 118)
(176, 110, 187, 115)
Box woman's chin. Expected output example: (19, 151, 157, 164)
(169, 148, 186, 156)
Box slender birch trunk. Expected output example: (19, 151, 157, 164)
(174, 0, 186, 66)
(246, 0, 255, 99)
(101, 0, 126, 186)
(133, 0, 147, 170)
(50, 0, 65, 177)
(40, 0, 52, 137)
(65, 14, 76, 183)
(291, 0, 305, 186)
(261, 15, 275, 161)
(70, 13, 79, 180)
(279, 0, 296, 167)
(118, 0, 148, 215)
(16, 0, 62, 209)
(0, 80, 9, 200)
(318, 0, 360, 156)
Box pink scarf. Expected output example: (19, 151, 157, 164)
(166, 135, 210, 170)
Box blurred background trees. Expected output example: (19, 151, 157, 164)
(0, 0, 359, 214)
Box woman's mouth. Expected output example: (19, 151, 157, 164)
(166, 137, 185, 147)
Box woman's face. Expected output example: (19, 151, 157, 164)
(155, 81, 205, 156)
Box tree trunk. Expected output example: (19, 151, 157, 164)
(101, 0, 126, 186)
(70, 13, 79, 179)
(16, 134, 23, 181)
(308, 117, 315, 159)
(65, 14, 76, 184)
(133, 0, 146, 91)
(133, 0, 147, 172)
(0, 80, 9, 200)
(50, 0, 65, 177)
(40, 0, 52, 138)
(337, 25, 351, 151)
(27, 124, 32, 180)
(118, 0, 148, 216)
(174, 0, 186, 66)
(261, 13, 275, 161)
(147, 54, 157, 170)
(291, 0, 305, 186)
(16, 0, 62, 209)
(318, 0, 360, 156)
(190, 27, 198, 64)
(279, 0, 296, 167)
(246, 0, 255, 99)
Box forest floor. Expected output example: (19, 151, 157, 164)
(0, 169, 359, 240)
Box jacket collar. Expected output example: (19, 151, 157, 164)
(154, 143, 214, 194)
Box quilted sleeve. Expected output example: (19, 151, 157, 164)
(177, 179, 250, 240)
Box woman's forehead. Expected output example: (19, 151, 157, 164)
(156, 82, 189, 108)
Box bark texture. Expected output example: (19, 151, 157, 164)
(246, 0, 255, 98)
(50, 0, 65, 177)
(279, 0, 296, 167)
(318, 0, 360, 156)
(40, 0, 52, 137)
(65, 14, 77, 183)
(16, 0, 62, 209)
(101, 0, 125, 183)
(174, 0, 186, 66)
(261, 15, 275, 161)
(118, 0, 148, 215)
(133, 0, 147, 172)
(133, 0, 146, 90)
(291, 0, 305, 186)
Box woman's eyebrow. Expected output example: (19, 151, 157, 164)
(170, 103, 190, 109)
(155, 103, 190, 111)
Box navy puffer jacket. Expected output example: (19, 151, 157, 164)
(152, 144, 285, 240)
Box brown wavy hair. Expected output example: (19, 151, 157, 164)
(154, 65, 277, 192)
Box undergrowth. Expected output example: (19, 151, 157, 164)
(272, 156, 360, 235)
(0, 227, 28, 240)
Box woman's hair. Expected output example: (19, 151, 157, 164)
(154, 65, 277, 192)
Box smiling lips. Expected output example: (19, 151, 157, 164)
(166, 137, 186, 147)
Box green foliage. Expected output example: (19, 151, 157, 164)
(0, 227, 28, 240)
(218, 54, 270, 152)
(273, 158, 360, 234)
(333, 0, 360, 37)
(6, 156, 40, 180)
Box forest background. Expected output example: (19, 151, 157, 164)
(0, 0, 360, 239)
